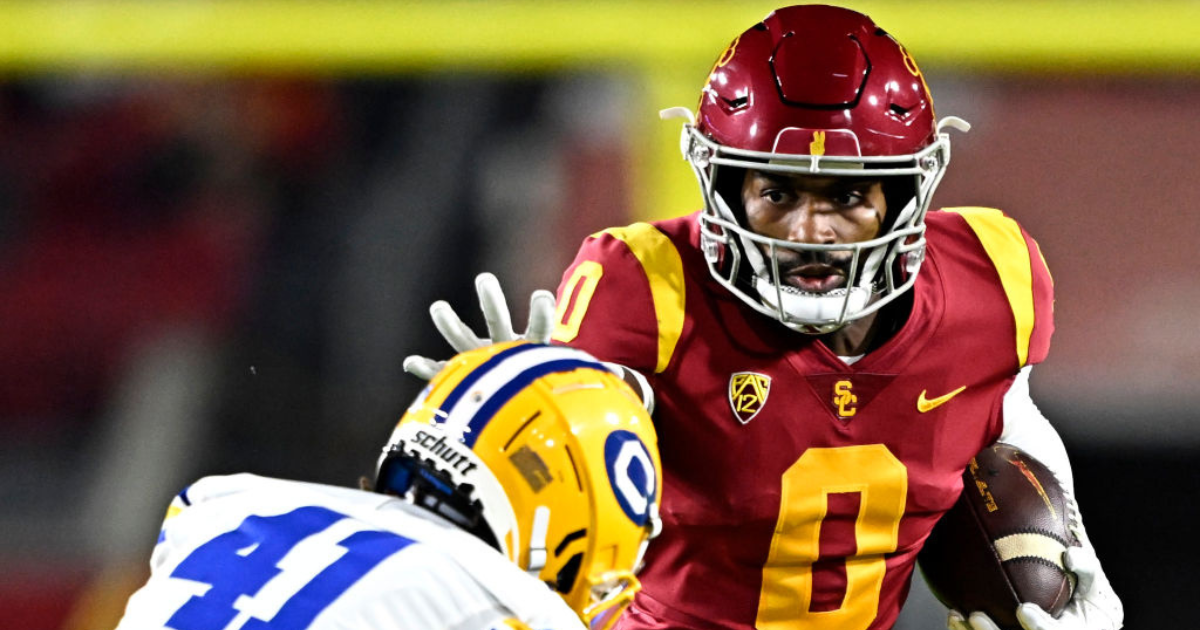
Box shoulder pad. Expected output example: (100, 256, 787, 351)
(554, 223, 686, 374)
(943, 207, 1054, 367)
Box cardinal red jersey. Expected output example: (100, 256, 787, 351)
(550, 208, 1054, 630)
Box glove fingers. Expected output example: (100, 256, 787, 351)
(402, 356, 445, 381)
(476, 273, 517, 342)
(1063, 546, 1124, 628)
(1063, 546, 1098, 593)
(431, 300, 485, 352)
(1015, 603, 1055, 630)
(966, 611, 1003, 630)
(947, 610, 972, 630)
(524, 289, 557, 344)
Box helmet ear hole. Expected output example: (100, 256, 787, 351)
(554, 552, 585, 594)
(713, 166, 747, 220)
(879, 174, 918, 230)
(374, 454, 415, 496)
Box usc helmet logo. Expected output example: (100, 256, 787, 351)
(701, 35, 743, 110)
(715, 35, 741, 69)
(809, 131, 826, 157)
(897, 42, 935, 117)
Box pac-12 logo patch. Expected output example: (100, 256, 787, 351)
(729, 372, 771, 424)
(604, 430, 657, 527)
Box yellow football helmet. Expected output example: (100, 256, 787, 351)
(375, 341, 662, 629)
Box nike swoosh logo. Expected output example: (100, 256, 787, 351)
(917, 385, 967, 413)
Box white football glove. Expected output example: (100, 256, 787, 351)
(945, 545, 1123, 630)
(402, 272, 557, 380)
(1015, 544, 1123, 630)
(948, 608, 997, 630)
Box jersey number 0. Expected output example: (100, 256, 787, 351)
(757, 445, 907, 629)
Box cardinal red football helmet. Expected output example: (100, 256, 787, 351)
(666, 4, 968, 333)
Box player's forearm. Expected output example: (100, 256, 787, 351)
(997, 367, 1075, 493)
(996, 367, 1102, 552)
(602, 361, 655, 415)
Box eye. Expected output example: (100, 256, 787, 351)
(833, 191, 866, 207)
(762, 189, 790, 204)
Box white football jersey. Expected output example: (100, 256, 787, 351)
(115, 473, 585, 630)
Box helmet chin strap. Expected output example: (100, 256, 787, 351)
(754, 276, 873, 333)
(726, 191, 918, 332)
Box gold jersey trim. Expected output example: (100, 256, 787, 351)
(594, 223, 685, 374)
(945, 207, 1036, 367)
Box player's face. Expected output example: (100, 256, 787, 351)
(741, 170, 887, 293)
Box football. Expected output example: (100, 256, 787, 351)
(918, 444, 1077, 630)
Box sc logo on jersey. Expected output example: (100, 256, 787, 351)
(604, 430, 657, 527)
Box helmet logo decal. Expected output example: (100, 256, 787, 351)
(715, 35, 740, 69)
(897, 42, 935, 117)
(604, 430, 657, 526)
(729, 372, 771, 424)
(508, 445, 553, 493)
(834, 380, 858, 418)
(773, 128, 861, 158)
(701, 35, 742, 110)
(809, 131, 826, 156)
(410, 428, 479, 474)
(900, 45, 920, 77)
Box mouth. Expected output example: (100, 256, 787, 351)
(780, 264, 847, 293)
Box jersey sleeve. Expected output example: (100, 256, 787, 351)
(550, 222, 687, 376)
(944, 207, 1056, 367)
(147, 489, 192, 570)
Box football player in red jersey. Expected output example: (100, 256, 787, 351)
(405, 5, 1123, 630)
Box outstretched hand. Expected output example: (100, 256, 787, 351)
(402, 272, 557, 380)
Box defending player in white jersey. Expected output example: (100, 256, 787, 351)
(115, 341, 663, 630)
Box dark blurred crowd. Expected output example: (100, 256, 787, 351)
(0, 74, 633, 629)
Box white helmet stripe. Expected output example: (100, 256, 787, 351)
(434, 344, 607, 447)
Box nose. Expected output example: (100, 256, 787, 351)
(786, 199, 838, 244)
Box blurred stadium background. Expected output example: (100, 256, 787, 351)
(0, 1, 1195, 628)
